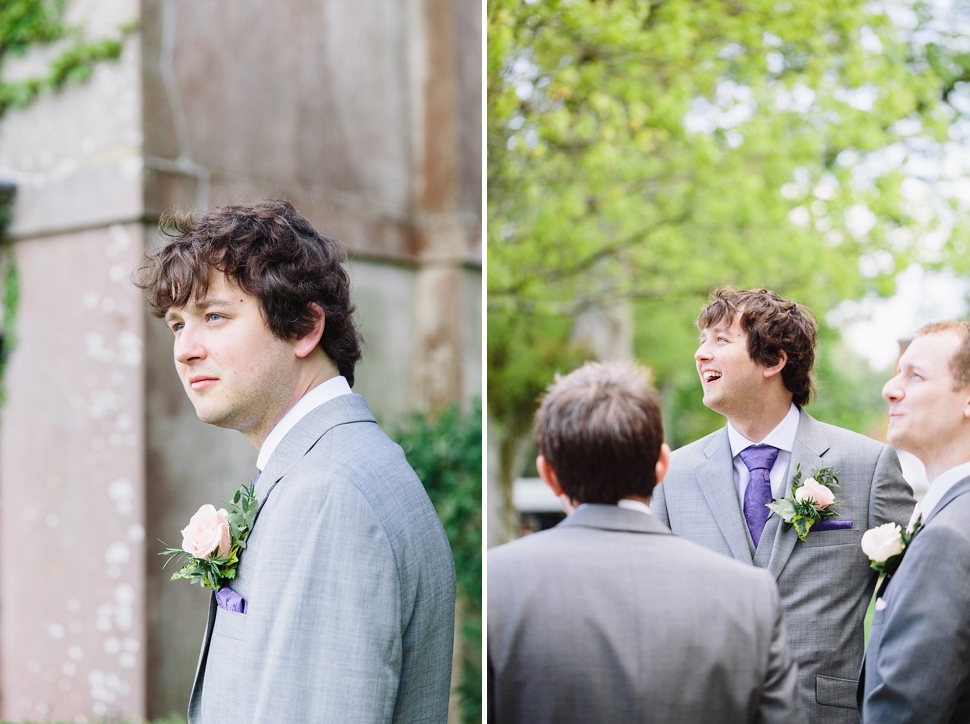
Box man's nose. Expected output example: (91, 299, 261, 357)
(695, 343, 712, 362)
(174, 325, 206, 365)
(882, 375, 902, 402)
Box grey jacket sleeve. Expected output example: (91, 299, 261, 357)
(868, 444, 916, 529)
(251, 480, 403, 723)
(652, 480, 670, 527)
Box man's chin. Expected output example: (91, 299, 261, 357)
(193, 404, 236, 429)
(884, 429, 909, 454)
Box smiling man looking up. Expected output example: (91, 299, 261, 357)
(137, 199, 455, 723)
(652, 287, 915, 724)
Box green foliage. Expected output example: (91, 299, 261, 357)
(393, 399, 483, 724)
(488, 0, 957, 317)
(0, 0, 134, 119)
(0, 184, 16, 408)
(158, 483, 258, 591)
(487, 312, 590, 538)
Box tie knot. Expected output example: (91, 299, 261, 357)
(739, 445, 779, 473)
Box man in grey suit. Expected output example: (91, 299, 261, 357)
(488, 361, 805, 724)
(859, 320, 970, 722)
(652, 287, 915, 724)
(138, 200, 455, 722)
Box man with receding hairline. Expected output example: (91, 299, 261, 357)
(652, 287, 915, 724)
(488, 360, 804, 724)
(859, 320, 970, 723)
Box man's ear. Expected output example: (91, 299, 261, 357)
(294, 303, 326, 358)
(654, 443, 671, 488)
(763, 349, 788, 379)
(536, 455, 564, 497)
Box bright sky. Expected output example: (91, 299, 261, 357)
(830, 264, 970, 371)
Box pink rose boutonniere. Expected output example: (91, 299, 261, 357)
(159, 483, 258, 590)
(766, 464, 845, 542)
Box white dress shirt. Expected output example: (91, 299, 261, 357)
(256, 375, 352, 471)
(727, 403, 800, 506)
(920, 461, 970, 520)
(618, 498, 652, 516)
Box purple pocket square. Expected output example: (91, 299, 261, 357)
(216, 586, 247, 614)
(813, 519, 853, 532)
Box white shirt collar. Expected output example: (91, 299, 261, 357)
(921, 461, 970, 519)
(256, 376, 352, 471)
(727, 402, 800, 458)
(617, 498, 652, 516)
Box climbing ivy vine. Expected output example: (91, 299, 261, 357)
(0, 0, 134, 117)
(0, 0, 133, 397)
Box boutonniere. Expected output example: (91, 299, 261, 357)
(766, 464, 844, 541)
(861, 512, 922, 578)
(159, 483, 258, 591)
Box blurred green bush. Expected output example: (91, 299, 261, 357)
(394, 398, 483, 724)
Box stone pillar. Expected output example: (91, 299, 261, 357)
(0, 0, 146, 718)
(0, 225, 147, 720)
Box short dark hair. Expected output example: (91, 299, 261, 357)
(534, 361, 664, 505)
(136, 199, 363, 386)
(916, 320, 970, 390)
(698, 287, 818, 406)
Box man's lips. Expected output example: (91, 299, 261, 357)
(189, 376, 218, 391)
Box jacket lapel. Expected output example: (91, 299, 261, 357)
(696, 430, 754, 564)
(761, 410, 830, 579)
(921, 475, 970, 528)
(253, 393, 377, 517)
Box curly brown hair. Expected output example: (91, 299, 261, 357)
(136, 199, 363, 386)
(534, 361, 665, 504)
(698, 287, 818, 407)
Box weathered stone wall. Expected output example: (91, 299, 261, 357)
(0, 0, 480, 719)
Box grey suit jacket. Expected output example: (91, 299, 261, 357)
(487, 504, 806, 724)
(859, 476, 970, 724)
(187, 394, 456, 723)
(652, 410, 915, 724)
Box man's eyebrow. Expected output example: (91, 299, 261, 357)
(164, 296, 238, 320)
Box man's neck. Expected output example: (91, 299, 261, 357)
(924, 449, 970, 485)
(727, 395, 794, 443)
(243, 354, 340, 450)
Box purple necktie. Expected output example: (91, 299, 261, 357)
(739, 445, 779, 547)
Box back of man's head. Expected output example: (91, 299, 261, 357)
(698, 286, 818, 406)
(136, 199, 363, 386)
(534, 361, 664, 505)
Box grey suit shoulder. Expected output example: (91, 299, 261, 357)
(190, 394, 456, 724)
(488, 505, 805, 724)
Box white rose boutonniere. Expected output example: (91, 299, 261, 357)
(861, 513, 922, 577)
(766, 464, 845, 542)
